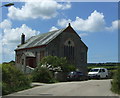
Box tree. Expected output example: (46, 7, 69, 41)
(39, 56, 75, 72)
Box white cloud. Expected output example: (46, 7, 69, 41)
(8, 0, 71, 20)
(79, 33, 88, 37)
(1, 19, 39, 63)
(2, 24, 38, 45)
(58, 10, 105, 32)
(49, 26, 58, 31)
(105, 20, 120, 32)
(0, 19, 12, 29)
(0, 35, 2, 63)
(58, 19, 71, 27)
(57, 2, 71, 10)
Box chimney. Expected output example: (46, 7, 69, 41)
(68, 23, 71, 27)
(21, 33, 25, 44)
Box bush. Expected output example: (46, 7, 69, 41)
(62, 64, 76, 72)
(32, 67, 54, 83)
(32, 56, 76, 82)
(108, 70, 117, 79)
(40, 56, 76, 72)
(111, 66, 120, 94)
(2, 63, 31, 95)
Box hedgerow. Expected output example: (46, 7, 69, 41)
(111, 66, 120, 94)
(2, 63, 31, 95)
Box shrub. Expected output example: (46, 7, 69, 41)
(62, 64, 76, 72)
(2, 63, 31, 95)
(108, 70, 117, 79)
(111, 66, 120, 94)
(33, 56, 76, 82)
(32, 67, 53, 83)
(40, 56, 76, 72)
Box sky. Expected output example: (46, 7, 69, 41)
(0, 1, 119, 63)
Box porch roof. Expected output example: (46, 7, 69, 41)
(24, 52, 35, 57)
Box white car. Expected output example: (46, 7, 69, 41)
(88, 68, 108, 79)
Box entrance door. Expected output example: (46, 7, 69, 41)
(27, 57, 36, 68)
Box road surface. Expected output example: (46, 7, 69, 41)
(7, 79, 119, 96)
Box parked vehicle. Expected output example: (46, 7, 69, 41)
(88, 68, 108, 79)
(67, 71, 88, 81)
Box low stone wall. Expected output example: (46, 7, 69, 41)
(54, 72, 68, 82)
(25, 66, 34, 74)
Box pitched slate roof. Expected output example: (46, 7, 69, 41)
(24, 52, 35, 57)
(16, 28, 66, 50)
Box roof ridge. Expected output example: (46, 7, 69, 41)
(39, 28, 65, 35)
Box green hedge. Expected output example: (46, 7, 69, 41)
(32, 67, 54, 83)
(111, 66, 120, 94)
(2, 64, 31, 95)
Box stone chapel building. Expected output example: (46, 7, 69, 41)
(15, 23, 88, 74)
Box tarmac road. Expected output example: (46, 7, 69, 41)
(7, 79, 119, 96)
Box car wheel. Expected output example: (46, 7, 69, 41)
(97, 75, 101, 79)
(106, 75, 108, 79)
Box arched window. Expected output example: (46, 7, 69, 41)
(64, 39, 74, 62)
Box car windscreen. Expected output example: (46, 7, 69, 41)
(68, 72, 76, 75)
(89, 69, 99, 72)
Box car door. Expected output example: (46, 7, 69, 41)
(99, 69, 106, 78)
(101, 69, 106, 78)
(99, 69, 104, 78)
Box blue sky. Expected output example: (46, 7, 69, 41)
(0, 1, 119, 63)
